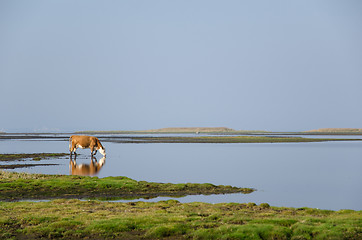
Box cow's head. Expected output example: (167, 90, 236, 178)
(99, 147, 106, 156)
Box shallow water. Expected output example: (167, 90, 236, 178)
(1, 135, 361, 210)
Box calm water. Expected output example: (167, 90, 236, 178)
(1, 135, 361, 211)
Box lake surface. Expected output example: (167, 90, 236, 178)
(1, 134, 361, 211)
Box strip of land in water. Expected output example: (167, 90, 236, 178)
(76, 127, 267, 134)
(0, 153, 68, 169)
(76, 127, 362, 135)
(3, 127, 362, 136)
(0, 163, 59, 169)
(116, 135, 362, 143)
(0, 153, 68, 161)
(0, 171, 254, 201)
(0, 199, 360, 239)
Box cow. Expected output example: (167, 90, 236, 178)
(70, 156, 106, 176)
(69, 135, 106, 157)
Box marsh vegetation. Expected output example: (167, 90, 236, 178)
(1, 199, 360, 239)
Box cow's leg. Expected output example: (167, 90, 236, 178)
(71, 152, 77, 161)
(72, 146, 77, 157)
(70, 143, 77, 157)
(73, 145, 78, 157)
(70, 154, 77, 162)
(69, 143, 73, 156)
(90, 144, 97, 156)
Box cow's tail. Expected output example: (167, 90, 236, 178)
(69, 136, 72, 152)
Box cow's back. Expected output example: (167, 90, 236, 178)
(71, 135, 96, 147)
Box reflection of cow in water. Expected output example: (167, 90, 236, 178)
(70, 156, 106, 176)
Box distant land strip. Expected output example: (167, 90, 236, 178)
(305, 128, 362, 133)
(3, 127, 362, 135)
(111, 136, 362, 144)
(76, 127, 362, 135)
(76, 127, 268, 134)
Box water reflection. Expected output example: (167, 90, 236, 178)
(69, 155, 106, 176)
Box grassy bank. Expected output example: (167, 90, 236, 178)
(1, 199, 360, 239)
(121, 135, 361, 144)
(0, 171, 254, 201)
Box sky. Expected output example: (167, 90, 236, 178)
(1, 0, 362, 132)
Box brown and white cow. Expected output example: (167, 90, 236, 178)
(69, 135, 106, 156)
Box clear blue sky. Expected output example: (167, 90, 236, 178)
(1, 0, 362, 132)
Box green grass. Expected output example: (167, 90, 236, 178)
(0, 200, 360, 239)
(0, 171, 254, 201)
